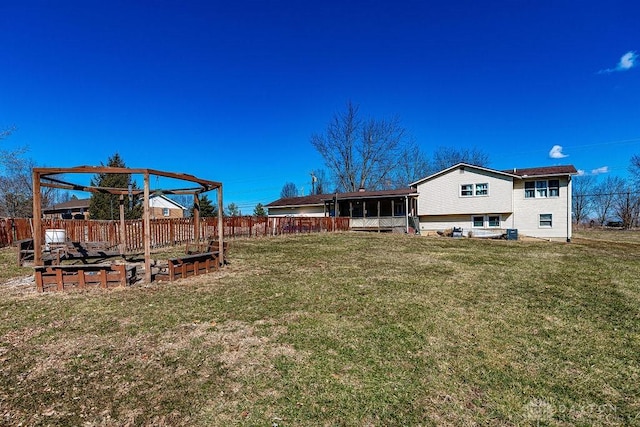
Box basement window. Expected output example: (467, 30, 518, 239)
(539, 213, 553, 227)
(488, 216, 500, 227)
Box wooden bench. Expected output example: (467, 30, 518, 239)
(34, 263, 137, 292)
(167, 251, 220, 282)
(44, 241, 122, 265)
(185, 240, 228, 255)
(17, 238, 34, 266)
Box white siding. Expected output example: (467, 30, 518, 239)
(512, 177, 571, 241)
(416, 167, 513, 216)
(268, 206, 326, 217)
(413, 165, 573, 241)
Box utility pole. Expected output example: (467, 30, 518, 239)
(310, 172, 317, 195)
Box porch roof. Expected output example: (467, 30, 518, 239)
(266, 188, 417, 209)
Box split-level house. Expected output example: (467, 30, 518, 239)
(410, 163, 577, 241)
(266, 163, 577, 241)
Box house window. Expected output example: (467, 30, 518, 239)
(461, 183, 488, 197)
(488, 215, 500, 227)
(525, 181, 535, 198)
(536, 180, 548, 198)
(549, 180, 560, 197)
(163, 208, 170, 217)
(472, 216, 484, 227)
(539, 213, 552, 227)
(475, 183, 488, 196)
(526, 180, 561, 198)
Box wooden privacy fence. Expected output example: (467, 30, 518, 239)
(1, 216, 350, 249)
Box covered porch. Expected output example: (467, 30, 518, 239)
(323, 189, 419, 233)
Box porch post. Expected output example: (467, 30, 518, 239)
(405, 196, 409, 234)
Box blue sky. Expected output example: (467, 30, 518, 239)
(2, 1, 639, 212)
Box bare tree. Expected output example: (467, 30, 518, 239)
(0, 126, 16, 140)
(613, 185, 640, 229)
(630, 154, 640, 184)
(1, 128, 61, 217)
(392, 142, 430, 187)
(592, 176, 624, 226)
(280, 182, 299, 198)
(572, 175, 596, 224)
(430, 146, 490, 172)
(311, 101, 411, 192)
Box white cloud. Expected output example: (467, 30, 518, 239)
(591, 166, 609, 175)
(549, 145, 568, 159)
(576, 169, 586, 176)
(618, 51, 637, 70)
(599, 51, 637, 74)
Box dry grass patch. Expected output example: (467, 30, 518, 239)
(1, 232, 640, 425)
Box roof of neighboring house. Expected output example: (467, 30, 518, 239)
(266, 188, 418, 208)
(44, 198, 90, 213)
(149, 194, 187, 210)
(411, 163, 578, 186)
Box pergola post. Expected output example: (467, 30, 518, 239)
(217, 185, 224, 265)
(193, 193, 200, 242)
(143, 172, 151, 283)
(119, 195, 126, 254)
(32, 169, 43, 266)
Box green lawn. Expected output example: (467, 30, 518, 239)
(1, 231, 639, 426)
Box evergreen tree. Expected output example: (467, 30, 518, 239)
(253, 203, 266, 216)
(188, 194, 218, 218)
(225, 202, 240, 216)
(88, 153, 143, 220)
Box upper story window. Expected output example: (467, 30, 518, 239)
(163, 208, 170, 217)
(525, 180, 560, 199)
(475, 183, 488, 196)
(461, 183, 489, 197)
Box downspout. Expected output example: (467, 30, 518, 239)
(567, 175, 572, 242)
(512, 178, 516, 230)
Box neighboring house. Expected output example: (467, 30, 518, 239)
(410, 163, 577, 241)
(149, 194, 186, 219)
(266, 188, 419, 233)
(44, 198, 90, 219)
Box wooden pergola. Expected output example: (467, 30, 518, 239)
(32, 166, 224, 283)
